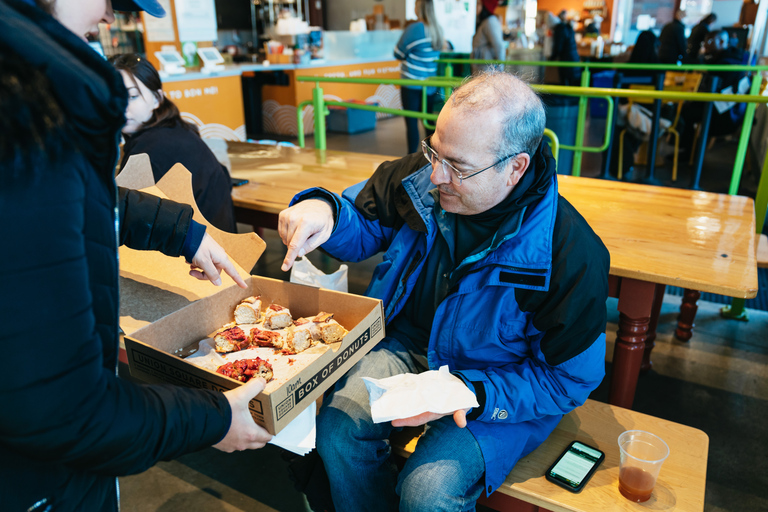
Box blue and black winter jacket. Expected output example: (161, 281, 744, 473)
(292, 143, 610, 493)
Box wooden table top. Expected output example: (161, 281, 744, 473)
(228, 143, 758, 299)
(558, 175, 758, 298)
(494, 399, 707, 512)
(229, 142, 391, 215)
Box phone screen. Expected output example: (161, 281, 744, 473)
(548, 442, 602, 488)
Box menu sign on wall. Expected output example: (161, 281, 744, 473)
(175, 0, 218, 42)
(144, 0, 174, 42)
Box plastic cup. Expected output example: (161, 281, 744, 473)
(617, 430, 670, 502)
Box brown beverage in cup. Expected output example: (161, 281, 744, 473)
(618, 466, 656, 502)
(617, 430, 669, 503)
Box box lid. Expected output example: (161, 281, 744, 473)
(117, 154, 266, 335)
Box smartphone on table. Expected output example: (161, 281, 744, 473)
(231, 177, 249, 187)
(545, 441, 604, 493)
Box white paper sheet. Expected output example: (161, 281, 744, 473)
(363, 366, 479, 423)
(269, 401, 316, 456)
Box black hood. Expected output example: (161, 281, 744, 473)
(0, 0, 128, 176)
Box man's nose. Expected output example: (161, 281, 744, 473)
(430, 161, 451, 186)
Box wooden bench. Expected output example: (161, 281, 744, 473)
(390, 399, 708, 512)
(758, 234, 768, 269)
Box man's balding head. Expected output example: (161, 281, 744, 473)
(448, 70, 546, 162)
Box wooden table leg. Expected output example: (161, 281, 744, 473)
(642, 284, 666, 372)
(675, 288, 700, 342)
(610, 278, 656, 409)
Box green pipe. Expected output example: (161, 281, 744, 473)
(324, 100, 438, 120)
(312, 84, 327, 150)
(559, 93, 614, 153)
(437, 58, 768, 73)
(544, 128, 559, 161)
(297, 76, 460, 87)
(296, 100, 312, 148)
(296, 76, 768, 104)
(728, 73, 762, 195)
(571, 68, 591, 176)
(444, 64, 454, 102)
(422, 86, 436, 131)
(756, 148, 768, 234)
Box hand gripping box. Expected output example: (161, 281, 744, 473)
(118, 155, 385, 435)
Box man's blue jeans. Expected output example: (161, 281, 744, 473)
(316, 338, 486, 511)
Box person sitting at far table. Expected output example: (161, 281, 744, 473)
(277, 69, 610, 511)
(113, 53, 238, 232)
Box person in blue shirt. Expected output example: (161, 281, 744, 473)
(395, 0, 445, 154)
(278, 70, 609, 512)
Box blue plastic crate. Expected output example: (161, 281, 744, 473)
(327, 106, 377, 134)
(590, 71, 615, 118)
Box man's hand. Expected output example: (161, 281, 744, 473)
(189, 233, 248, 288)
(391, 409, 470, 429)
(278, 199, 334, 271)
(214, 378, 273, 452)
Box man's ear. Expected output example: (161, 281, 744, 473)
(507, 153, 531, 187)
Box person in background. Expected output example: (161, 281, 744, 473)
(395, 0, 445, 154)
(625, 30, 660, 77)
(607, 30, 664, 178)
(0, 1, 271, 510)
(659, 9, 687, 64)
(113, 54, 237, 233)
(686, 13, 717, 63)
(550, 10, 582, 85)
(472, 0, 505, 73)
(681, 29, 748, 153)
(277, 70, 608, 512)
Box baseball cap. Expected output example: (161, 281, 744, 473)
(112, 0, 166, 17)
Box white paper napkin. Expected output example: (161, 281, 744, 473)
(363, 366, 479, 423)
(269, 401, 316, 456)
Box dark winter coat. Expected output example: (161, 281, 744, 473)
(121, 124, 237, 232)
(659, 19, 687, 64)
(0, 1, 231, 510)
(551, 22, 582, 85)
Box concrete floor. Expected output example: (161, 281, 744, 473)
(119, 116, 768, 511)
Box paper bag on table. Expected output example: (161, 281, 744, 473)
(363, 366, 479, 423)
(290, 256, 348, 293)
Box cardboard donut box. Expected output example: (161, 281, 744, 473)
(118, 156, 385, 435)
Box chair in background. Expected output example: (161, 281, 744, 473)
(662, 71, 703, 180)
(617, 84, 654, 180)
(618, 72, 702, 181)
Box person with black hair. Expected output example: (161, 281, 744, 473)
(0, 1, 270, 510)
(687, 13, 717, 63)
(114, 54, 237, 232)
(659, 9, 687, 64)
(550, 10, 582, 85)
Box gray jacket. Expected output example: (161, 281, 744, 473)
(472, 15, 505, 73)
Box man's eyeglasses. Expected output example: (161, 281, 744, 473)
(421, 136, 519, 185)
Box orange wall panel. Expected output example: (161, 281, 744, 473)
(162, 74, 246, 140)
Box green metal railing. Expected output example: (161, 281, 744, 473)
(438, 59, 768, 193)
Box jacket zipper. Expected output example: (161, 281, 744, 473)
(385, 249, 423, 322)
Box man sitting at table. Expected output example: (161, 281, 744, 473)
(277, 70, 610, 511)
